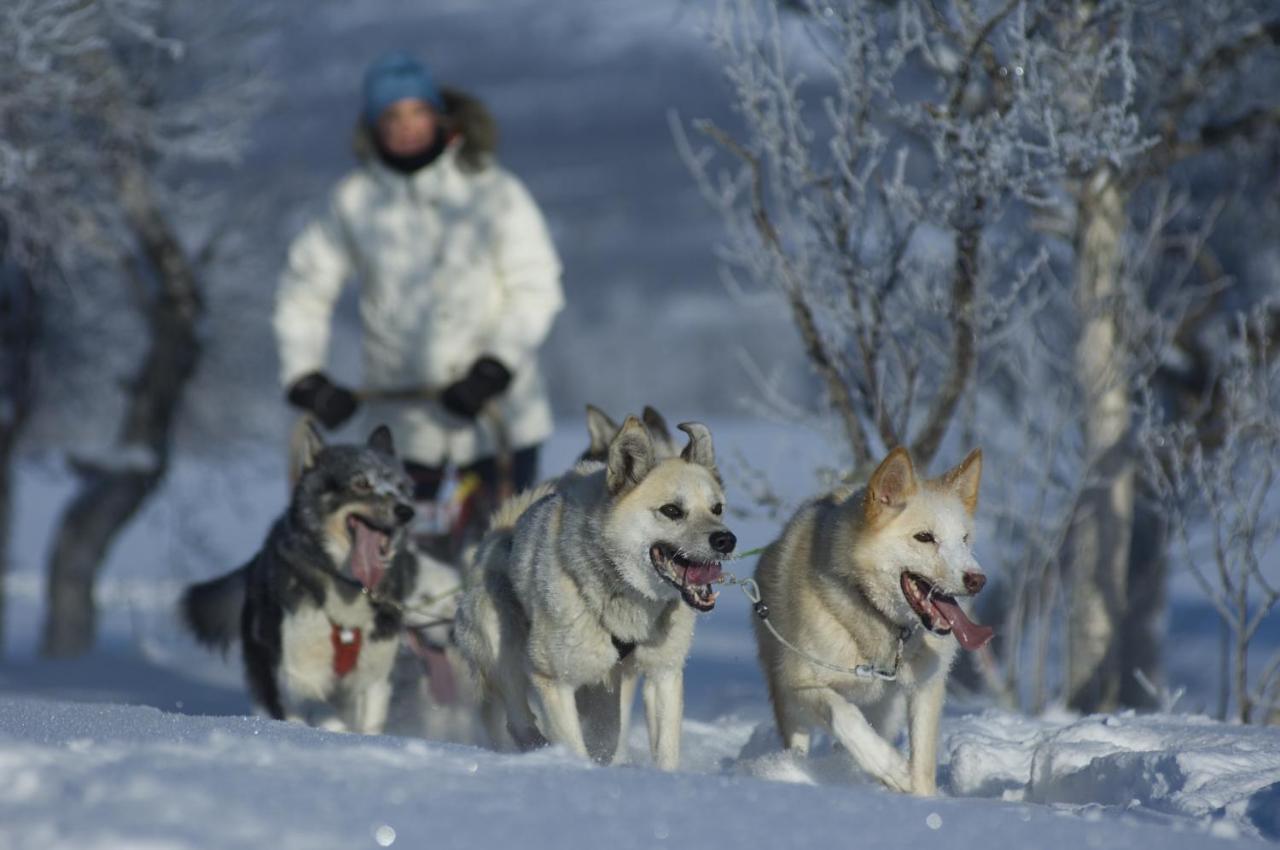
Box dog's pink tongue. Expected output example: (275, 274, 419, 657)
(932, 597, 994, 651)
(350, 523, 387, 590)
(682, 562, 723, 585)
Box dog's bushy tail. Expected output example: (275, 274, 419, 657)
(181, 565, 248, 652)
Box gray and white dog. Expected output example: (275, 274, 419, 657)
(455, 416, 736, 770)
(182, 424, 420, 733)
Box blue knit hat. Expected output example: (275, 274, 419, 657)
(362, 52, 444, 125)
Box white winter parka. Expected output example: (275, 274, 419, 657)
(274, 142, 564, 465)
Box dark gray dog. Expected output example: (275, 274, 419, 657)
(182, 424, 420, 733)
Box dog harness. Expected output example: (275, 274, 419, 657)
(720, 572, 916, 680)
(330, 624, 363, 677)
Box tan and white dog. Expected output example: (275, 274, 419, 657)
(455, 416, 736, 770)
(752, 446, 991, 795)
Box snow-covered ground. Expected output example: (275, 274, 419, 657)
(3, 694, 1276, 850)
(3, 422, 1280, 849)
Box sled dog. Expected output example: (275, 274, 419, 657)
(752, 446, 992, 795)
(452, 404, 680, 753)
(455, 416, 736, 769)
(182, 424, 419, 733)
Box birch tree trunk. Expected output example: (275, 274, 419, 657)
(1066, 166, 1135, 713)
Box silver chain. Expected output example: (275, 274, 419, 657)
(715, 570, 914, 681)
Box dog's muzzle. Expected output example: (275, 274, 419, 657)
(649, 542, 723, 611)
(899, 571, 993, 650)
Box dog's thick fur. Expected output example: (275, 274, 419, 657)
(752, 447, 989, 795)
(455, 417, 735, 770)
(181, 425, 419, 733)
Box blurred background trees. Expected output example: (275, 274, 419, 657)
(1, 0, 265, 654)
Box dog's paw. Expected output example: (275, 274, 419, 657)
(882, 768, 913, 795)
(869, 753, 913, 794)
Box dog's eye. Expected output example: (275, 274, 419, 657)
(351, 475, 372, 493)
(711, 502, 723, 516)
(913, 531, 936, 544)
(659, 503, 685, 520)
(963, 533, 970, 545)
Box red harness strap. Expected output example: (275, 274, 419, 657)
(330, 624, 363, 678)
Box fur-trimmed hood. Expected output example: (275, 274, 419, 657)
(353, 86, 497, 174)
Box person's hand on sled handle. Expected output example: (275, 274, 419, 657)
(286, 371, 359, 430)
(441, 355, 512, 420)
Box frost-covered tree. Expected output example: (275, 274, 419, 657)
(682, 0, 1279, 711)
(1052, 2, 1279, 714)
(680, 0, 1135, 475)
(1140, 307, 1280, 723)
(1, 0, 265, 654)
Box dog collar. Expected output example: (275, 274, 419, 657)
(330, 623, 363, 677)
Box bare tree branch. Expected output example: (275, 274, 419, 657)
(696, 118, 873, 465)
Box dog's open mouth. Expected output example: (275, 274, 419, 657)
(346, 514, 393, 591)
(650, 543, 721, 611)
(900, 572, 993, 651)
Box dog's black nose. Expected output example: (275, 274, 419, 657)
(709, 530, 736, 554)
(394, 503, 415, 524)
(963, 571, 986, 594)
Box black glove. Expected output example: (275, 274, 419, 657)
(286, 371, 359, 430)
(441, 356, 512, 420)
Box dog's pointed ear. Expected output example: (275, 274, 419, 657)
(607, 416, 655, 495)
(865, 447, 917, 522)
(367, 424, 396, 457)
(642, 406, 673, 445)
(939, 447, 982, 516)
(289, 416, 326, 487)
(585, 404, 620, 459)
(678, 422, 716, 470)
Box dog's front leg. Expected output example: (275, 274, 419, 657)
(809, 687, 911, 793)
(480, 692, 511, 750)
(642, 668, 683, 771)
(907, 676, 946, 796)
(612, 668, 639, 766)
(531, 672, 590, 759)
(353, 679, 392, 734)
